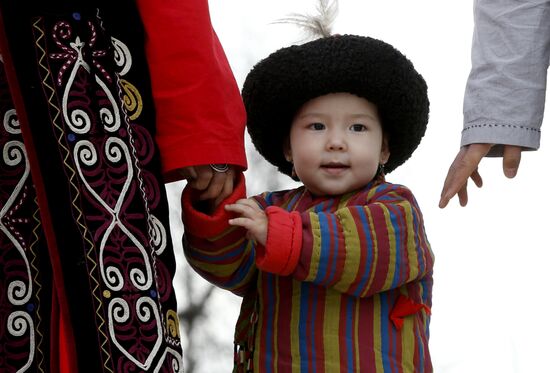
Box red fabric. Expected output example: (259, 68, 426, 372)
(52, 288, 77, 373)
(181, 173, 246, 238)
(59, 311, 70, 373)
(0, 10, 79, 373)
(255, 207, 302, 276)
(136, 0, 247, 175)
(390, 294, 431, 330)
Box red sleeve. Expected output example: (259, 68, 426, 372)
(255, 206, 302, 276)
(181, 173, 246, 238)
(136, 0, 247, 174)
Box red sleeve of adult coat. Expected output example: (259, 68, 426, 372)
(136, 0, 247, 175)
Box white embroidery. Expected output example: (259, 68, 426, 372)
(7, 312, 35, 372)
(1, 109, 34, 372)
(108, 297, 162, 369)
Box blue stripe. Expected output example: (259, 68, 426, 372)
(299, 284, 310, 372)
(354, 208, 373, 297)
(224, 247, 255, 288)
(314, 213, 331, 284)
(412, 207, 426, 274)
(417, 325, 425, 373)
(286, 189, 303, 211)
(191, 244, 243, 262)
(380, 293, 392, 372)
(310, 285, 318, 372)
(389, 207, 402, 289)
(345, 297, 354, 373)
(264, 192, 274, 205)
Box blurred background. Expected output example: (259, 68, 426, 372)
(166, 1, 550, 372)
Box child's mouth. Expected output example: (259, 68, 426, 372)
(321, 163, 349, 174)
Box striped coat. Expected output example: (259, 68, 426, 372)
(182, 175, 434, 372)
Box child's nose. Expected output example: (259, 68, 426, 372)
(326, 135, 347, 151)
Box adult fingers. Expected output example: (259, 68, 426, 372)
(213, 169, 235, 208)
(439, 144, 491, 208)
(199, 171, 227, 200)
(502, 145, 522, 178)
(189, 165, 214, 191)
(179, 166, 197, 180)
(163, 166, 197, 183)
(470, 169, 483, 188)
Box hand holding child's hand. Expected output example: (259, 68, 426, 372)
(226, 199, 267, 246)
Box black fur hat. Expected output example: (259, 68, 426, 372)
(242, 34, 429, 176)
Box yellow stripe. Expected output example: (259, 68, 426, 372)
(189, 257, 242, 277)
(290, 280, 302, 373)
(361, 211, 378, 297)
(323, 290, 341, 372)
(304, 213, 321, 282)
(401, 315, 415, 371)
(354, 300, 361, 371)
(373, 294, 384, 371)
(398, 288, 414, 371)
(335, 209, 360, 293)
(338, 191, 354, 209)
(381, 206, 397, 291)
(403, 203, 419, 281)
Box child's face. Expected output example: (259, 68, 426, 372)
(285, 92, 390, 196)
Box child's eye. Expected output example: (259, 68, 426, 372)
(309, 122, 325, 130)
(350, 124, 367, 132)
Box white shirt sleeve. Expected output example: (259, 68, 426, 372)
(462, 0, 550, 155)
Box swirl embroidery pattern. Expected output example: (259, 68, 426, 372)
(0, 96, 36, 372)
(0, 55, 50, 372)
(31, 12, 182, 372)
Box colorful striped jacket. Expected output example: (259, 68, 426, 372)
(182, 175, 434, 373)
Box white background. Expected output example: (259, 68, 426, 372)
(168, 1, 550, 372)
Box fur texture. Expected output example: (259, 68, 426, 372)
(242, 34, 429, 176)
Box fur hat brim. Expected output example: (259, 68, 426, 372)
(242, 34, 429, 176)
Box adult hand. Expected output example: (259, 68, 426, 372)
(167, 164, 236, 207)
(439, 144, 522, 208)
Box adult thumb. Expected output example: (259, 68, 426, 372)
(502, 145, 522, 178)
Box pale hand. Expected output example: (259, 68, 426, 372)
(226, 198, 268, 246)
(439, 143, 522, 208)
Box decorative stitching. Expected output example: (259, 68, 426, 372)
(463, 123, 541, 133)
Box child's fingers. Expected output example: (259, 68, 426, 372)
(225, 203, 247, 214)
(228, 217, 254, 230)
(234, 198, 261, 210)
(226, 200, 262, 218)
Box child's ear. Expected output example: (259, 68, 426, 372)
(283, 138, 292, 162)
(380, 135, 390, 164)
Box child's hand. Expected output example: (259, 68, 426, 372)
(226, 199, 267, 246)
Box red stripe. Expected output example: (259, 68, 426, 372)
(357, 300, 376, 371)
(348, 208, 368, 295)
(275, 277, 293, 371)
(338, 299, 349, 372)
(313, 288, 326, 373)
(295, 213, 314, 280)
(367, 207, 390, 294)
(257, 273, 269, 371)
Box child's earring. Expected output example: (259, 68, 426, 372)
(376, 163, 385, 177)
